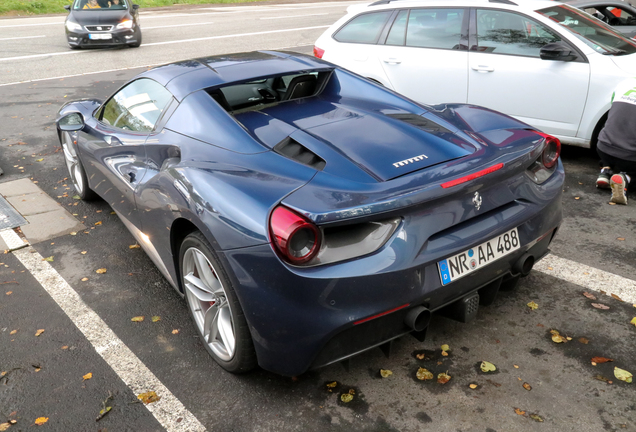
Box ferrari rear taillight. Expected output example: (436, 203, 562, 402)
(313, 46, 325, 59)
(270, 206, 321, 265)
(537, 132, 561, 168)
(440, 163, 504, 188)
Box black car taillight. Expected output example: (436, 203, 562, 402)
(537, 132, 561, 168)
(270, 206, 321, 265)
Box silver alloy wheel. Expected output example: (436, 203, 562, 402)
(183, 247, 236, 361)
(61, 131, 85, 194)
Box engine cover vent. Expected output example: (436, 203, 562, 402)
(274, 137, 326, 171)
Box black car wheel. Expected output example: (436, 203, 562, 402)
(129, 32, 141, 48)
(60, 131, 97, 200)
(179, 231, 257, 373)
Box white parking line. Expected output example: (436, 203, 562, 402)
(0, 229, 206, 432)
(536, 254, 636, 303)
(143, 21, 214, 30)
(0, 21, 62, 29)
(0, 35, 47, 41)
(260, 13, 329, 20)
(0, 25, 327, 63)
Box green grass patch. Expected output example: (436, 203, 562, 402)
(0, 0, 264, 16)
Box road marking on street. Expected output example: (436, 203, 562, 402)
(140, 25, 330, 47)
(0, 35, 47, 41)
(0, 228, 206, 432)
(536, 254, 636, 303)
(260, 13, 329, 20)
(0, 21, 62, 28)
(0, 25, 327, 63)
(143, 21, 214, 30)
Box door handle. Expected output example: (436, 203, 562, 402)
(104, 135, 123, 146)
(382, 58, 402, 64)
(471, 65, 495, 73)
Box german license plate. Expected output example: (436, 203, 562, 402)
(89, 33, 112, 40)
(438, 227, 520, 285)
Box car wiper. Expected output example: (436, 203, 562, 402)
(602, 49, 628, 55)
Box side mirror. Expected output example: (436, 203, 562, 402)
(540, 41, 578, 62)
(132, 4, 139, 10)
(64, 4, 70, 10)
(58, 112, 85, 132)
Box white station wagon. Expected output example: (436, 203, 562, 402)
(314, 0, 636, 148)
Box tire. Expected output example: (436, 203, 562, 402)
(129, 32, 142, 48)
(179, 231, 257, 373)
(60, 131, 97, 200)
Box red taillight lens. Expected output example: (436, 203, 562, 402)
(440, 163, 504, 188)
(270, 206, 321, 265)
(536, 132, 561, 169)
(313, 46, 325, 59)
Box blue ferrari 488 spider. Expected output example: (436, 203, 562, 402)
(56, 51, 563, 376)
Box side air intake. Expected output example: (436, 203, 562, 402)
(274, 137, 326, 170)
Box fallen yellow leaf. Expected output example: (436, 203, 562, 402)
(631, 317, 636, 326)
(96, 268, 107, 274)
(527, 301, 538, 310)
(614, 367, 633, 383)
(131, 316, 144, 322)
(441, 350, 448, 357)
(480, 361, 497, 372)
(94, 221, 102, 226)
(514, 408, 526, 416)
(171, 329, 179, 334)
(70, 232, 77, 235)
(80, 251, 87, 255)
(530, 414, 544, 422)
(469, 383, 478, 389)
(579, 337, 589, 344)
(326, 381, 337, 388)
(83, 373, 92, 380)
(10, 330, 17, 335)
(61, 346, 68, 350)
(523, 382, 532, 391)
(43, 256, 54, 262)
(138, 391, 161, 404)
(151, 316, 161, 323)
(416, 367, 434, 381)
(6, 291, 12, 295)
(340, 393, 353, 403)
(513, 364, 519, 369)
(81, 277, 88, 282)
(437, 372, 451, 384)
(380, 369, 392, 378)
(550, 330, 567, 343)
(441, 344, 450, 352)
(35, 329, 44, 337)
(129, 244, 141, 249)
(415, 353, 426, 360)
(0, 422, 11, 431)
(34, 417, 48, 426)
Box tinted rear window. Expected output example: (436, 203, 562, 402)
(334, 11, 393, 44)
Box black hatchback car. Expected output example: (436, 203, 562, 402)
(64, 0, 141, 49)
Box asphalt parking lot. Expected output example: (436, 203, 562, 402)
(1, 2, 635, 431)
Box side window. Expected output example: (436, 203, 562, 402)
(334, 11, 393, 44)
(606, 7, 636, 26)
(405, 9, 465, 50)
(100, 79, 173, 132)
(476, 9, 561, 57)
(386, 10, 409, 45)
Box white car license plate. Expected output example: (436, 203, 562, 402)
(89, 33, 112, 40)
(438, 227, 520, 286)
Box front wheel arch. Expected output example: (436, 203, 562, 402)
(590, 111, 609, 152)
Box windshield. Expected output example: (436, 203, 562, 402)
(537, 4, 636, 55)
(73, 0, 128, 10)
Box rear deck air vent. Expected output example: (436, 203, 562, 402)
(387, 114, 452, 134)
(274, 137, 326, 171)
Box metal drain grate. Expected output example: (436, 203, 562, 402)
(0, 194, 27, 230)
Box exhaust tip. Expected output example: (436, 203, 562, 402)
(514, 253, 535, 276)
(404, 306, 431, 332)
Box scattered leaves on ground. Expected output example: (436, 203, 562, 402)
(138, 391, 161, 404)
(83, 373, 92, 380)
(469, 383, 478, 389)
(523, 382, 532, 391)
(617, 237, 625, 241)
(591, 357, 613, 364)
(326, 381, 337, 388)
(380, 369, 392, 378)
(151, 316, 161, 323)
(530, 414, 544, 422)
(591, 303, 610, 310)
(437, 372, 451, 384)
(131, 316, 144, 322)
(415, 353, 426, 360)
(0, 422, 11, 431)
(513, 364, 519, 369)
(441, 344, 450, 352)
(480, 361, 497, 372)
(129, 244, 141, 249)
(416, 367, 434, 381)
(96, 268, 107, 274)
(527, 301, 538, 310)
(614, 367, 633, 383)
(43, 256, 54, 262)
(171, 329, 179, 334)
(72, 195, 80, 200)
(514, 408, 526, 416)
(35, 329, 44, 337)
(583, 292, 597, 300)
(631, 317, 636, 326)
(6, 291, 12, 295)
(34, 417, 48, 426)
(340, 393, 353, 403)
(579, 337, 589, 344)
(550, 330, 567, 343)
(10, 330, 17, 335)
(94, 221, 102, 226)
(81, 277, 88, 282)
